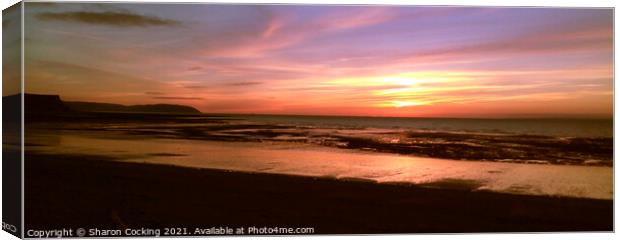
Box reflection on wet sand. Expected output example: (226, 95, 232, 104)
(27, 129, 612, 199)
(30, 114, 613, 166)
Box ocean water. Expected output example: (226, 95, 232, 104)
(24, 114, 614, 199)
(185, 115, 613, 166)
(234, 114, 613, 138)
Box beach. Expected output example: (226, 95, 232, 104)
(25, 151, 612, 234)
(21, 110, 613, 234)
(24, 112, 614, 199)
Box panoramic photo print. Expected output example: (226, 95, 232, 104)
(1, 1, 613, 237)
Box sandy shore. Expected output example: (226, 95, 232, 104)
(25, 152, 612, 235)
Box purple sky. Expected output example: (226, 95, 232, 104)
(18, 3, 613, 117)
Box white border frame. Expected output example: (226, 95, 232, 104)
(0, 1, 616, 240)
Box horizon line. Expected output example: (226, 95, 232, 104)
(5, 93, 613, 120)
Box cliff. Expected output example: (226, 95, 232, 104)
(2, 94, 201, 115)
(65, 101, 201, 114)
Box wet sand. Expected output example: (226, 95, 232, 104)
(24, 109, 614, 166)
(25, 152, 612, 234)
(26, 130, 613, 199)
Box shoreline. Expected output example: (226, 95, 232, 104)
(25, 152, 613, 234)
(25, 111, 613, 167)
(26, 130, 614, 200)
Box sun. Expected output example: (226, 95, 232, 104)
(392, 100, 426, 108)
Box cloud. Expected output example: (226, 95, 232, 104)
(145, 91, 165, 95)
(184, 85, 208, 89)
(307, 18, 613, 77)
(313, 7, 396, 32)
(226, 81, 263, 86)
(24, 60, 171, 104)
(197, 7, 396, 58)
(395, 16, 612, 65)
(187, 66, 203, 71)
(414, 31, 610, 60)
(36, 10, 180, 27)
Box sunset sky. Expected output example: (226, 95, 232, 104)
(17, 3, 613, 117)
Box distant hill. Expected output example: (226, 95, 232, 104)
(2, 94, 201, 115)
(65, 101, 201, 114)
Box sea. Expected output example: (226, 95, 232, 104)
(237, 114, 613, 138)
(25, 114, 614, 199)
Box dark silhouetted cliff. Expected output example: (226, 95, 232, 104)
(65, 101, 201, 114)
(3, 94, 201, 116)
